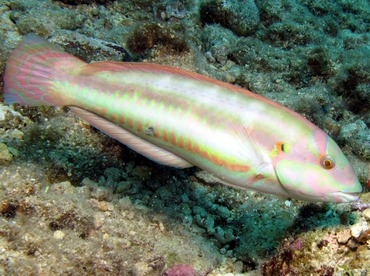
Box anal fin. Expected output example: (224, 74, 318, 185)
(69, 106, 193, 168)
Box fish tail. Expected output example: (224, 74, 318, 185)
(3, 33, 85, 106)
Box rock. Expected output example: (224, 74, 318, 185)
(336, 229, 351, 244)
(165, 264, 197, 276)
(93, 213, 105, 229)
(7, 147, 19, 157)
(98, 201, 114, 212)
(2, 129, 24, 140)
(217, 206, 231, 219)
(115, 181, 132, 193)
(350, 219, 369, 238)
(131, 261, 154, 275)
(363, 209, 370, 221)
(0, 142, 13, 164)
(132, 165, 151, 180)
(347, 238, 359, 251)
(104, 167, 122, 182)
(90, 186, 113, 201)
(53, 230, 66, 240)
(50, 181, 75, 194)
(200, 0, 260, 36)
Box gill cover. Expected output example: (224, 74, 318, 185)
(272, 132, 362, 202)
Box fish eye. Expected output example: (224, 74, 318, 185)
(320, 155, 335, 170)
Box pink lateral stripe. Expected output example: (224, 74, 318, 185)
(79, 61, 315, 127)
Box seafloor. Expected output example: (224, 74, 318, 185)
(0, 0, 369, 275)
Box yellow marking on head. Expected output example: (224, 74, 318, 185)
(269, 141, 292, 157)
(282, 142, 292, 153)
(269, 145, 279, 157)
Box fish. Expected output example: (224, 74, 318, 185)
(3, 34, 363, 202)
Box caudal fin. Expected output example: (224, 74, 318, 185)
(3, 34, 85, 106)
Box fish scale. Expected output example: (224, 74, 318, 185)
(3, 34, 363, 202)
(55, 66, 273, 182)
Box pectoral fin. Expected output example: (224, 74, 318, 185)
(69, 106, 193, 168)
(234, 126, 273, 172)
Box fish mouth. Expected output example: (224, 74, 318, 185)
(328, 192, 361, 203)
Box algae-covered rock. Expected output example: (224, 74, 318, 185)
(0, 142, 13, 164)
(201, 24, 238, 65)
(200, 0, 260, 36)
(54, 0, 110, 5)
(9, 0, 85, 36)
(0, 105, 29, 130)
(339, 120, 370, 161)
(126, 22, 189, 56)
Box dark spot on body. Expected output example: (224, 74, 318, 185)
(145, 126, 155, 136)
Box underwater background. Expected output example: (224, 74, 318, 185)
(0, 0, 369, 274)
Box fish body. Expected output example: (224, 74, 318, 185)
(3, 34, 362, 202)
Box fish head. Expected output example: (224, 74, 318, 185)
(270, 128, 362, 202)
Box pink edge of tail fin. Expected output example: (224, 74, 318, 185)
(3, 33, 86, 106)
